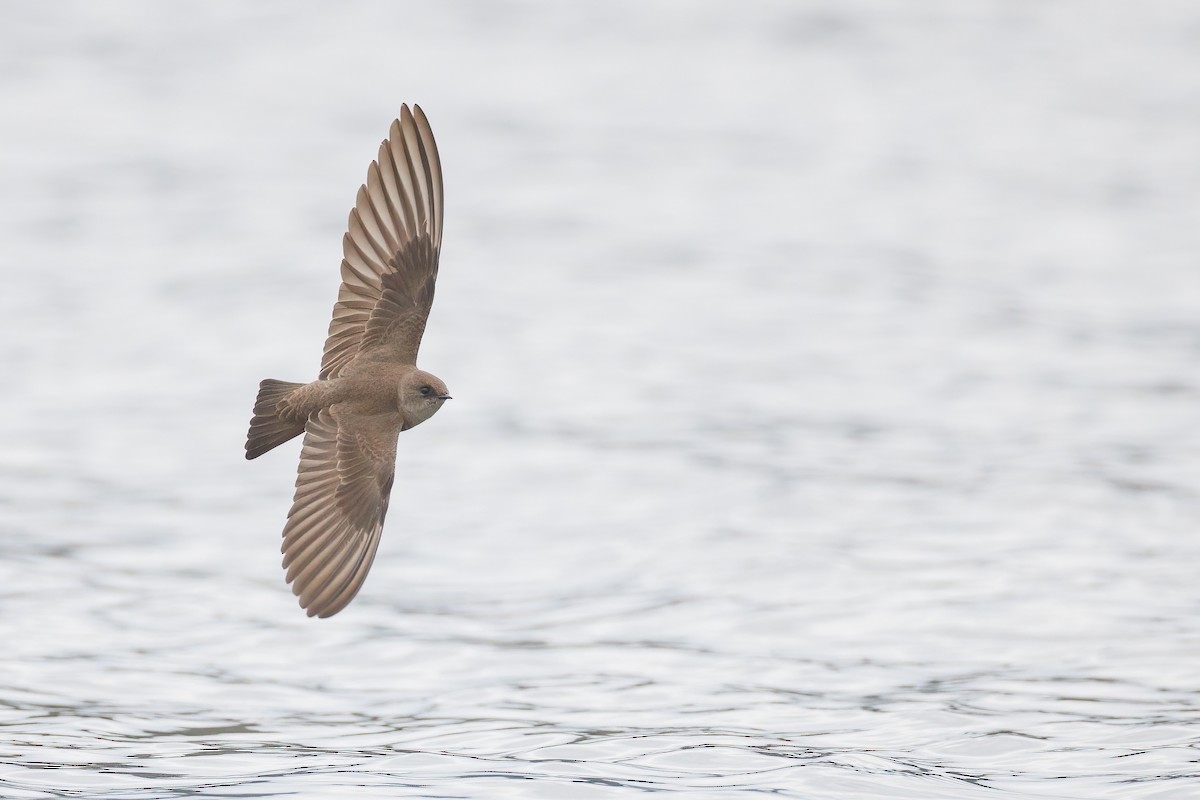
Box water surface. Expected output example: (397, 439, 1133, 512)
(2, 2, 1199, 798)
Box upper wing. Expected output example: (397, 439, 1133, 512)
(280, 407, 401, 618)
(320, 104, 444, 379)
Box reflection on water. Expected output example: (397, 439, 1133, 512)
(2, 1, 1199, 798)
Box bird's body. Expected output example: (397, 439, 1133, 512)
(253, 363, 444, 435)
(245, 105, 450, 618)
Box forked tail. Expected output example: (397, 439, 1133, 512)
(245, 379, 306, 459)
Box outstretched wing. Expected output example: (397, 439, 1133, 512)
(320, 104, 444, 379)
(280, 407, 401, 618)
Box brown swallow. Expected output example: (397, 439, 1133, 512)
(245, 105, 451, 618)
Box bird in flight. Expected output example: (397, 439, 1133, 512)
(245, 105, 451, 618)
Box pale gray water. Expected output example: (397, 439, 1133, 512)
(2, 2, 1199, 798)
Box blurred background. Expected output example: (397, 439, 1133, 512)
(1, 2, 1198, 798)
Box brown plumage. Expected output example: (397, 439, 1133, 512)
(245, 105, 451, 618)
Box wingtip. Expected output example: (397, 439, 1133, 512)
(299, 594, 348, 619)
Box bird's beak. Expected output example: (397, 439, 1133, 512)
(438, 394, 453, 400)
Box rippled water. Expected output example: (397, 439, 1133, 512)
(3, 2, 1199, 798)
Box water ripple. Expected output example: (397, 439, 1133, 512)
(4, 1, 1200, 798)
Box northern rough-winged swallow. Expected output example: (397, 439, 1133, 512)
(245, 105, 451, 618)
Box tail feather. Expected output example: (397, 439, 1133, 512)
(245, 379, 306, 459)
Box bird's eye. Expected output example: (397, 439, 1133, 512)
(419, 386, 432, 396)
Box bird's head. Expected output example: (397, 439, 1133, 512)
(399, 369, 451, 427)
